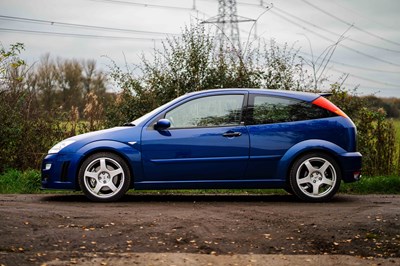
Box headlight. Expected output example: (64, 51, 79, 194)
(48, 140, 76, 154)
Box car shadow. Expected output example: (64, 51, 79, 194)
(41, 193, 357, 204)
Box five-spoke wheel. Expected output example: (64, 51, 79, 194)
(78, 152, 131, 202)
(289, 153, 341, 202)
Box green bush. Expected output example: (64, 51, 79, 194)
(330, 85, 397, 176)
(0, 44, 108, 172)
(0, 82, 80, 172)
(0, 169, 41, 193)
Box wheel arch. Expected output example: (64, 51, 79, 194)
(74, 141, 140, 190)
(277, 139, 346, 182)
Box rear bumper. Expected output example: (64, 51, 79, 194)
(338, 152, 362, 183)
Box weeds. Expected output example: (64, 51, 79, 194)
(0, 169, 41, 194)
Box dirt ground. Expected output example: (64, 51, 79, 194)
(0, 193, 399, 266)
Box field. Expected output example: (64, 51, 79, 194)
(394, 119, 400, 143)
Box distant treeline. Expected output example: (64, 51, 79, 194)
(362, 96, 400, 119)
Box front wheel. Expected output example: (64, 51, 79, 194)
(289, 153, 341, 202)
(78, 152, 131, 202)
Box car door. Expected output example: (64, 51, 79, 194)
(140, 92, 249, 183)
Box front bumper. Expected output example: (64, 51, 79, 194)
(41, 153, 79, 190)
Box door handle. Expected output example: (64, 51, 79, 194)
(223, 132, 242, 137)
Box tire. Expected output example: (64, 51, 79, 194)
(284, 185, 294, 195)
(289, 152, 341, 202)
(78, 152, 131, 202)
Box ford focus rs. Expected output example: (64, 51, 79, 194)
(42, 89, 362, 202)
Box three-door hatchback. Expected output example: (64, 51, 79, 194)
(42, 89, 362, 202)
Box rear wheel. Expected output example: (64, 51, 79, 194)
(289, 153, 341, 202)
(284, 185, 294, 195)
(78, 152, 131, 202)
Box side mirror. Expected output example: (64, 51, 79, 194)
(154, 119, 171, 131)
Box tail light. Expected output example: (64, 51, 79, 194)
(312, 97, 348, 118)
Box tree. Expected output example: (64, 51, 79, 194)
(0, 45, 110, 172)
(0, 44, 60, 171)
(33, 54, 58, 111)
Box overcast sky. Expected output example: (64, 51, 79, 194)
(1, 0, 399, 97)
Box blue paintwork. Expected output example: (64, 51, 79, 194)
(41, 88, 362, 191)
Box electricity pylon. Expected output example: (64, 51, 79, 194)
(202, 0, 255, 51)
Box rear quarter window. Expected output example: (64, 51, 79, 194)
(248, 94, 335, 125)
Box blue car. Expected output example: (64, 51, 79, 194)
(42, 89, 362, 202)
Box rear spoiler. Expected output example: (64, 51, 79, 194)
(319, 93, 332, 97)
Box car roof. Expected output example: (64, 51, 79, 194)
(186, 88, 321, 102)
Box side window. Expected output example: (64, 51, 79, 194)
(249, 95, 333, 125)
(165, 94, 244, 128)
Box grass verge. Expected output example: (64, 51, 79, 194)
(340, 176, 400, 194)
(0, 169, 41, 194)
(0, 169, 399, 195)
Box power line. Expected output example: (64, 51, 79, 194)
(269, 9, 400, 68)
(326, 80, 391, 92)
(300, 0, 400, 47)
(331, 1, 396, 30)
(240, 27, 399, 75)
(330, 67, 399, 88)
(198, 0, 268, 8)
(239, 29, 399, 88)
(90, 0, 194, 11)
(0, 27, 163, 41)
(273, 6, 400, 54)
(0, 15, 176, 36)
(299, 52, 399, 74)
(87, 1, 398, 89)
